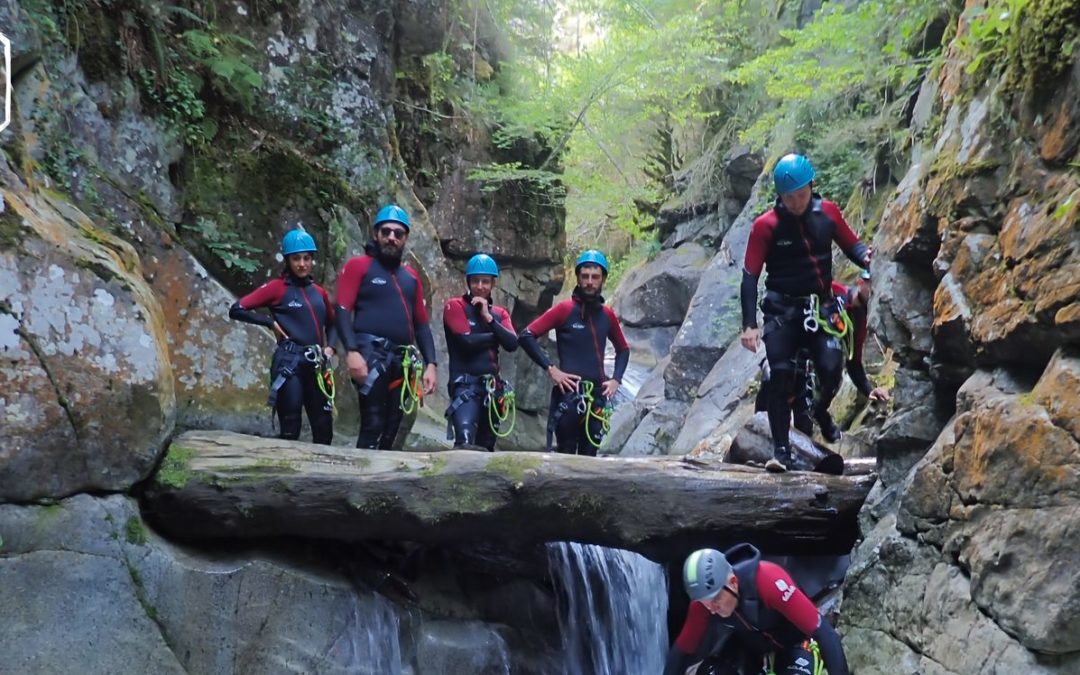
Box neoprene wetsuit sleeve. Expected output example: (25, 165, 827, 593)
(491, 314, 519, 352)
(613, 348, 629, 383)
(813, 620, 849, 675)
(847, 360, 874, 397)
(518, 330, 552, 369)
(229, 302, 274, 328)
(416, 323, 437, 365)
(662, 647, 695, 675)
(335, 306, 359, 352)
(741, 270, 760, 329)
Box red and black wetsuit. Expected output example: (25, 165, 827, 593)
(754, 281, 874, 436)
(443, 294, 518, 450)
(741, 196, 868, 451)
(518, 288, 630, 456)
(663, 544, 848, 675)
(334, 243, 438, 449)
(229, 272, 337, 444)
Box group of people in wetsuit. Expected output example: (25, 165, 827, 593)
(229, 153, 890, 675)
(229, 204, 629, 455)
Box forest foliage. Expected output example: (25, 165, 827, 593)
(435, 0, 954, 257)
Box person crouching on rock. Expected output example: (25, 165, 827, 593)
(664, 545, 849, 675)
(442, 253, 519, 450)
(333, 204, 438, 449)
(229, 228, 337, 444)
(519, 250, 629, 456)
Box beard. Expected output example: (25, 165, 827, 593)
(378, 242, 404, 265)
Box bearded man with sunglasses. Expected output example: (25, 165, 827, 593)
(334, 204, 438, 449)
(664, 545, 849, 675)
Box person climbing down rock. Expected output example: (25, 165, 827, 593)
(229, 228, 338, 444)
(754, 269, 890, 443)
(518, 249, 629, 456)
(334, 204, 438, 449)
(443, 253, 518, 450)
(664, 545, 849, 675)
(739, 153, 871, 473)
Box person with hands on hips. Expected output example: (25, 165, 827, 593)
(518, 250, 629, 456)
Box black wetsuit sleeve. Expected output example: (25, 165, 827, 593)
(335, 305, 359, 352)
(229, 302, 274, 328)
(491, 316, 519, 352)
(417, 323, 437, 365)
(741, 270, 760, 329)
(518, 329, 552, 370)
(662, 647, 695, 675)
(846, 241, 870, 268)
(847, 360, 874, 396)
(612, 348, 629, 383)
(813, 620, 849, 675)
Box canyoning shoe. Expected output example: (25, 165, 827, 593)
(816, 411, 842, 443)
(765, 447, 794, 473)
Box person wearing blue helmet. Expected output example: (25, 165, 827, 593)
(740, 153, 871, 472)
(754, 269, 890, 445)
(334, 204, 439, 449)
(442, 253, 519, 450)
(229, 228, 337, 444)
(518, 249, 630, 455)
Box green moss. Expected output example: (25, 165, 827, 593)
(442, 478, 499, 512)
(156, 446, 197, 489)
(126, 562, 159, 623)
(486, 454, 542, 483)
(124, 517, 148, 546)
(419, 455, 448, 477)
(0, 207, 27, 251)
(1007, 0, 1080, 100)
(1016, 391, 1038, 407)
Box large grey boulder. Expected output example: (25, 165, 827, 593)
(612, 243, 710, 329)
(619, 400, 691, 456)
(665, 173, 769, 401)
(670, 340, 760, 454)
(0, 170, 175, 502)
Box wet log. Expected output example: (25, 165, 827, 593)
(728, 412, 845, 475)
(142, 430, 877, 562)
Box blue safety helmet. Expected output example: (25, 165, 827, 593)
(281, 229, 317, 256)
(374, 204, 411, 231)
(574, 249, 609, 275)
(773, 153, 816, 194)
(465, 253, 500, 278)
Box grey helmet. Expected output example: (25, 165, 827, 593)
(683, 548, 734, 602)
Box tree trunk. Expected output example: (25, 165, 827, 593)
(142, 430, 877, 561)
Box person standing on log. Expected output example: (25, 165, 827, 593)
(229, 229, 337, 444)
(443, 253, 519, 450)
(664, 545, 849, 675)
(739, 153, 870, 472)
(334, 204, 438, 449)
(754, 269, 890, 438)
(519, 250, 629, 456)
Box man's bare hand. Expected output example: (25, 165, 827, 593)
(740, 326, 761, 353)
(601, 378, 619, 399)
(869, 386, 891, 402)
(422, 363, 438, 396)
(549, 366, 581, 393)
(346, 351, 368, 383)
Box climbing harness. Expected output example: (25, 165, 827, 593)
(485, 376, 516, 438)
(807, 294, 854, 359)
(580, 380, 613, 450)
(303, 345, 336, 412)
(760, 639, 823, 675)
(398, 345, 424, 415)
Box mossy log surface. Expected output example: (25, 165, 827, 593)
(142, 430, 877, 561)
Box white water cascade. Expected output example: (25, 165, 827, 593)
(548, 542, 669, 675)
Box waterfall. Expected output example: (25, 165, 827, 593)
(325, 592, 404, 674)
(548, 542, 668, 675)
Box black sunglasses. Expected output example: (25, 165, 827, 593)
(379, 226, 408, 240)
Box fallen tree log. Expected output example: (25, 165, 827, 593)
(141, 430, 877, 561)
(729, 412, 845, 474)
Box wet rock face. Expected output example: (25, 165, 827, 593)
(612, 243, 710, 329)
(0, 170, 175, 502)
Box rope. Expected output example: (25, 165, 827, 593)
(810, 638, 825, 675)
(399, 347, 423, 415)
(485, 376, 517, 438)
(809, 295, 855, 359)
(581, 380, 612, 450)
